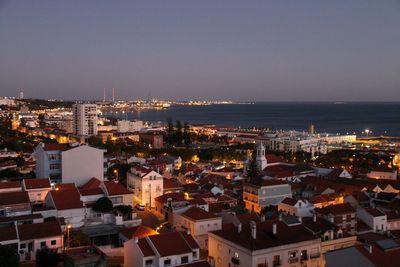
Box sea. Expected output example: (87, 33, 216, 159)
(105, 102, 400, 136)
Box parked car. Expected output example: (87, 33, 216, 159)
(135, 203, 145, 211)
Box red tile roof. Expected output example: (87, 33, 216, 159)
(316, 203, 356, 216)
(103, 181, 132, 196)
(137, 238, 155, 257)
(148, 231, 194, 257)
(0, 225, 18, 242)
(163, 178, 183, 189)
(154, 192, 185, 203)
(182, 207, 219, 221)
(23, 178, 51, 189)
(49, 188, 83, 210)
(0, 191, 30, 206)
(54, 183, 76, 191)
(18, 221, 62, 241)
(81, 177, 102, 190)
(211, 220, 319, 251)
(280, 197, 298, 206)
(365, 208, 385, 217)
(79, 188, 104, 196)
(0, 181, 20, 189)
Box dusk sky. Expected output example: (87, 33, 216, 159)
(0, 1, 399, 101)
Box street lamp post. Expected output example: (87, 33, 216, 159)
(67, 224, 72, 249)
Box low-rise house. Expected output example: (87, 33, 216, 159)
(367, 166, 398, 180)
(18, 220, 63, 261)
(45, 188, 85, 227)
(386, 210, 400, 230)
(302, 215, 357, 265)
(174, 206, 222, 250)
(119, 225, 158, 243)
(315, 203, 357, 234)
(124, 231, 200, 267)
(102, 181, 133, 207)
(0, 191, 31, 217)
(278, 197, 314, 217)
(208, 219, 322, 267)
(357, 208, 387, 233)
(127, 166, 163, 208)
(243, 179, 292, 213)
(22, 178, 52, 203)
(163, 178, 184, 194)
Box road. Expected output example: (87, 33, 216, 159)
(135, 208, 161, 230)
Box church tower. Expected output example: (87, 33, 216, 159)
(256, 141, 267, 171)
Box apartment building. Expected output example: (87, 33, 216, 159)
(72, 103, 98, 136)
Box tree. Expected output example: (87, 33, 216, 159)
(114, 205, 133, 220)
(175, 120, 183, 145)
(165, 118, 175, 146)
(92, 197, 113, 213)
(68, 230, 90, 248)
(247, 156, 259, 179)
(36, 247, 59, 267)
(183, 122, 191, 146)
(0, 245, 19, 267)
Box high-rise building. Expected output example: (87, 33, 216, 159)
(72, 103, 98, 136)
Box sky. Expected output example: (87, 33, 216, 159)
(0, 1, 399, 101)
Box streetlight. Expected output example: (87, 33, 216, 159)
(113, 169, 119, 181)
(66, 224, 72, 249)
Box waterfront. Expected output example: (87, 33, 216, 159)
(105, 102, 400, 136)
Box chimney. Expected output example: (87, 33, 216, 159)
(272, 223, 277, 235)
(261, 214, 266, 222)
(298, 216, 302, 223)
(238, 223, 242, 233)
(364, 243, 372, 254)
(313, 214, 317, 223)
(250, 221, 257, 239)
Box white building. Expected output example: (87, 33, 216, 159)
(208, 220, 322, 267)
(174, 206, 222, 249)
(35, 143, 104, 186)
(21, 178, 52, 203)
(117, 120, 145, 133)
(367, 166, 398, 180)
(61, 145, 104, 187)
(278, 198, 315, 217)
(124, 231, 201, 267)
(357, 208, 387, 233)
(72, 103, 98, 136)
(255, 141, 267, 171)
(127, 166, 163, 208)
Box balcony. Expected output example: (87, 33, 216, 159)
(288, 257, 299, 264)
(309, 252, 320, 259)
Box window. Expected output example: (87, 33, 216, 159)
(234, 252, 239, 258)
(192, 251, 197, 258)
(40, 241, 46, 248)
(51, 240, 56, 245)
(20, 243, 26, 249)
(181, 256, 189, 264)
(164, 259, 171, 266)
(110, 197, 123, 204)
(145, 259, 153, 265)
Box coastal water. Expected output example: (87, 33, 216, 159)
(106, 102, 400, 136)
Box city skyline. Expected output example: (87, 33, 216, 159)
(1, 1, 400, 101)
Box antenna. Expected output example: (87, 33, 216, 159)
(103, 88, 106, 102)
(112, 88, 115, 102)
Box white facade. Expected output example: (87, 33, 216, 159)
(72, 103, 98, 136)
(278, 199, 315, 217)
(367, 170, 398, 180)
(61, 145, 104, 187)
(174, 212, 222, 249)
(117, 120, 145, 133)
(256, 141, 267, 171)
(357, 208, 387, 233)
(127, 167, 163, 208)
